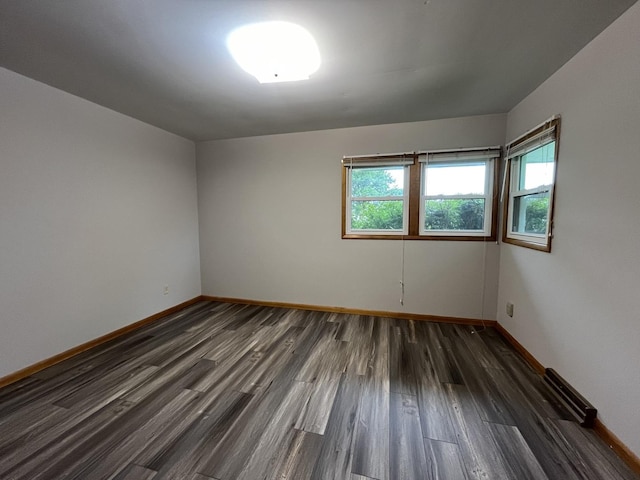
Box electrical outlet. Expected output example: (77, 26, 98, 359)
(163, 285, 169, 295)
(506, 302, 514, 317)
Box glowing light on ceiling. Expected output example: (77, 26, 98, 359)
(227, 21, 321, 84)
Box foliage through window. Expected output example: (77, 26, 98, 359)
(420, 150, 499, 237)
(350, 166, 406, 231)
(503, 118, 559, 251)
(343, 155, 411, 236)
(342, 148, 500, 240)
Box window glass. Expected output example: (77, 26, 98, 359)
(503, 117, 560, 251)
(420, 158, 494, 236)
(351, 200, 404, 230)
(347, 164, 408, 234)
(351, 166, 404, 198)
(425, 162, 486, 196)
(342, 148, 499, 240)
(518, 142, 555, 190)
(512, 193, 550, 235)
(424, 198, 485, 231)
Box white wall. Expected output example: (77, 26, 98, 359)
(498, 2, 640, 457)
(0, 68, 201, 379)
(197, 114, 505, 320)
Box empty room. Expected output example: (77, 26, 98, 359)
(1, 1, 639, 479)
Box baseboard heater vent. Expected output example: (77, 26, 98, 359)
(544, 368, 597, 428)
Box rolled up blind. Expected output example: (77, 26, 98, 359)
(506, 125, 556, 159)
(342, 152, 415, 167)
(418, 147, 501, 163)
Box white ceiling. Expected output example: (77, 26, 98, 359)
(1, 0, 637, 141)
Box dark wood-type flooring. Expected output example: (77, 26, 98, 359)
(0, 301, 637, 480)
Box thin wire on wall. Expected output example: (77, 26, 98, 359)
(400, 235, 405, 305)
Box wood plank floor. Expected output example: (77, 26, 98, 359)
(0, 301, 637, 480)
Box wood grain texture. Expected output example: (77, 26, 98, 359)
(296, 341, 348, 435)
(419, 322, 462, 384)
(549, 419, 639, 480)
(0, 301, 636, 480)
(0, 296, 204, 389)
(411, 330, 458, 443)
(594, 418, 640, 475)
(486, 422, 549, 480)
(267, 429, 323, 480)
(351, 318, 390, 480)
(445, 383, 512, 480)
(203, 295, 497, 326)
(424, 439, 468, 480)
(495, 322, 545, 374)
(112, 464, 157, 479)
(234, 381, 314, 480)
(310, 373, 362, 480)
(389, 325, 418, 396)
(390, 393, 428, 480)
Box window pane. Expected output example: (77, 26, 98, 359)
(351, 200, 404, 230)
(425, 162, 485, 196)
(512, 193, 550, 234)
(424, 199, 485, 231)
(519, 142, 555, 190)
(351, 167, 404, 198)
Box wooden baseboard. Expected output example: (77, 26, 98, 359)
(495, 322, 545, 375)
(496, 322, 640, 474)
(594, 418, 640, 475)
(0, 296, 204, 390)
(202, 295, 497, 327)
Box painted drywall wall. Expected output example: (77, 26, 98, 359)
(0, 67, 201, 379)
(197, 114, 505, 320)
(498, 2, 640, 456)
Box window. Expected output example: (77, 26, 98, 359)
(419, 149, 500, 237)
(503, 118, 560, 251)
(342, 154, 412, 237)
(342, 148, 500, 240)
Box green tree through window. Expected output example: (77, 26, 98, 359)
(424, 199, 485, 231)
(351, 169, 402, 197)
(351, 168, 404, 230)
(343, 148, 499, 239)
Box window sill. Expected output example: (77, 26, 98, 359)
(502, 235, 551, 252)
(342, 233, 497, 241)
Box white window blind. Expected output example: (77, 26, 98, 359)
(506, 125, 556, 159)
(342, 152, 415, 167)
(419, 147, 501, 163)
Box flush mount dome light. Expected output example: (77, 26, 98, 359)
(227, 21, 321, 83)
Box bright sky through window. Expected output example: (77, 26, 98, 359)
(426, 164, 485, 196)
(388, 170, 404, 189)
(390, 165, 488, 196)
(390, 161, 551, 195)
(519, 142, 555, 189)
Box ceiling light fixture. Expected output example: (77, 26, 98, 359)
(227, 21, 321, 84)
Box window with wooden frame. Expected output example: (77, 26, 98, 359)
(341, 148, 500, 240)
(503, 117, 560, 252)
(342, 153, 413, 237)
(419, 148, 500, 239)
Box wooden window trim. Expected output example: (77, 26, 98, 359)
(502, 118, 560, 253)
(342, 151, 500, 241)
